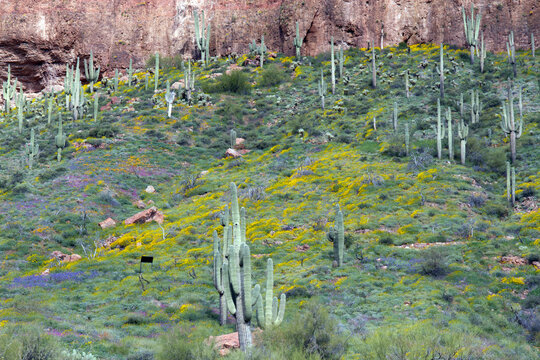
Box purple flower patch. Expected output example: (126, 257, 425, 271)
(11, 271, 100, 288)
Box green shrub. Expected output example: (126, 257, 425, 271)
(155, 324, 218, 360)
(258, 64, 288, 87)
(262, 300, 348, 360)
(203, 71, 251, 94)
(419, 247, 449, 277)
(0, 323, 59, 360)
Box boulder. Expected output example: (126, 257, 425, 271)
(98, 217, 116, 229)
(207, 332, 239, 356)
(234, 138, 245, 150)
(134, 200, 146, 209)
(124, 206, 164, 225)
(145, 185, 156, 193)
(50, 251, 82, 262)
(225, 148, 242, 158)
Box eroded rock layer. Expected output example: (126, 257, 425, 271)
(0, 0, 538, 91)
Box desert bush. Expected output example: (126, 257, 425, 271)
(419, 247, 449, 277)
(258, 64, 288, 87)
(203, 70, 251, 94)
(155, 324, 218, 360)
(0, 323, 59, 360)
(262, 300, 349, 360)
(354, 320, 483, 359)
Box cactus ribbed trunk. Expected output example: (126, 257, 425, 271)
(510, 131, 516, 163)
(236, 275, 252, 352)
(460, 140, 466, 165)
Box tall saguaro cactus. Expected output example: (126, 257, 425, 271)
(318, 69, 326, 110)
(2, 64, 17, 112)
(193, 9, 211, 66)
(500, 82, 522, 163)
(327, 204, 344, 267)
(330, 37, 336, 94)
(438, 44, 444, 99)
(462, 3, 481, 64)
(255, 258, 286, 329)
(154, 53, 160, 92)
(446, 107, 454, 160)
(479, 32, 486, 73)
(436, 98, 445, 160)
(506, 161, 516, 206)
(457, 118, 469, 165)
(127, 58, 134, 87)
(392, 101, 398, 132)
(84, 50, 100, 93)
(25, 128, 39, 169)
(293, 21, 303, 59)
(371, 40, 377, 88)
(55, 114, 67, 162)
(213, 183, 286, 353)
(507, 31, 517, 78)
(165, 80, 176, 118)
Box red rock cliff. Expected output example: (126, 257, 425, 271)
(0, 0, 538, 91)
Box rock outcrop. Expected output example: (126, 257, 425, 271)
(0, 0, 538, 91)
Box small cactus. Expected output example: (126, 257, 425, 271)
(327, 204, 344, 267)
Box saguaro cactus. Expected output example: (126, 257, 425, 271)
(507, 31, 517, 78)
(457, 118, 469, 165)
(165, 81, 176, 118)
(193, 9, 211, 66)
(318, 69, 326, 110)
(47, 96, 53, 125)
(439, 44, 444, 99)
(214, 183, 286, 353)
(371, 40, 377, 88)
(500, 82, 522, 163)
(337, 46, 344, 80)
(25, 128, 39, 169)
(230, 130, 237, 148)
(479, 32, 486, 73)
(154, 53, 160, 91)
(293, 21, 303, 59)
(254, 258, 286, 329)
(532, 33, 535, 58)
(2, 65, 17, 112)
(84, 51, 100, 93)
(436, 98, 445, 160)
(184, 61, 195, 103)
(127, 58, 134, 87)
(327, 204, 344, 267)
(250, 36, 267, 68)
(405, 123, 410, 156)
(17, 89, 24, 133)
(506, 161, 516, 205)
(330, 37, 336, 94)
(470, 89, 481, 124)
(446, 107, 454, 160)
(462, 4, 481, 64)
(392, 101, 398, 132)
(55, 114, 67, 162)
(93, 93, 99, 122)
(405, 70, 410, 98)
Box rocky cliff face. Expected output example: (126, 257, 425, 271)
(1, 0, 538, 91)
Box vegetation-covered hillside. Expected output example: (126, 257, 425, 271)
(0, 39, 538, 359)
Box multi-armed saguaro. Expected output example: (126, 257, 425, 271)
(84, 51, 100, 93)
(462, 3, 481, 64)
(212, 183, 286, 353)
(193, 9, 211, 66)
(500, 82, 522, 164)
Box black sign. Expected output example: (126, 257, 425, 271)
(141, 256, 154, 263)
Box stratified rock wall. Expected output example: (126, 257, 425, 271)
(0, 0, 538, 91)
